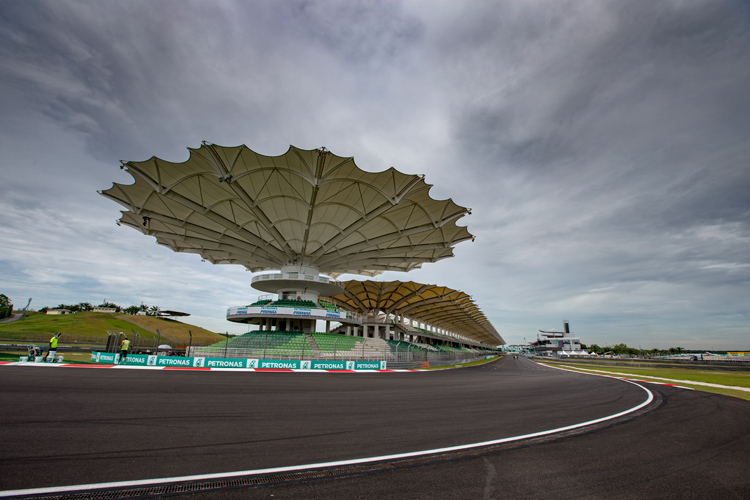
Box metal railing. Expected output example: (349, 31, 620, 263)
(190, 337, 494, 369)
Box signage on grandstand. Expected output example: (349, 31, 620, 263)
(253, 273, 334, 285)
(226, 306, 348, 320)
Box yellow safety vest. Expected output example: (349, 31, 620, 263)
(121, 339, 130, 351)
(50, 337, 58, 349)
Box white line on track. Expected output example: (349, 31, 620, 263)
(0, 377, 654, 498)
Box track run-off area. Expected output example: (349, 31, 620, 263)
(1, 356, 748, 499)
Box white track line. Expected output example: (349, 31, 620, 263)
(0, 379, 653, 498)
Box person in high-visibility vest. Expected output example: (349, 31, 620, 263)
(46, 333, 61, 362)
(120, 336, 131, 364)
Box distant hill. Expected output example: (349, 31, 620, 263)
(0, 311, 225, 346)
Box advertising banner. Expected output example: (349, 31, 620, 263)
(310, 360, 347, 370)
(91, 352, 117, 363)
(154, 357, 193, 367)
(353, 360, 387, 370)
(200, 357, 250, 369)
(122, 354, 149, 365)
(226, 306, 348, 320)
(90, 353, 386, 371)
(256, 359, 302, 369)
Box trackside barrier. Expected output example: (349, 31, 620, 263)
(90, 352, 386, 370)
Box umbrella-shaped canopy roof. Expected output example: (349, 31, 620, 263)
(101, 143, 474, 278)
(329, 280, 504, 346)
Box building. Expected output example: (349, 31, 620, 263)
(529, 321, 588, 357)
(93, 307, 117, 313)
(46, 309, 71, 315)
(101, 143, 503, 352)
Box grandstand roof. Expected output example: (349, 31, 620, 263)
(100, 143, 474, 277)
(330, 280, 504, 346)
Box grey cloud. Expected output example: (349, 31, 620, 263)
(287, 0, 424, 63)
(445, 1, 750, 171)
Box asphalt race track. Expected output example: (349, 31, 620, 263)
(1, 357, 748, 499)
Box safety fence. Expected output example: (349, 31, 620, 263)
(190, 339, 495, 369)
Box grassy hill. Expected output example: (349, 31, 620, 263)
(0, 311, 225, 347)
(115, 314, 223, 346)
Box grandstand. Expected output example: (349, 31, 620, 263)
(192, 330, 484, 365)
(103, 143, 504, 364)
(198, 331, 314, 359)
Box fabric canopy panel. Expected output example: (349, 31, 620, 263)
(330, 280, 504, 346)
(101, 143, 474, 277)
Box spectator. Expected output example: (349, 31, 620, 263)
(120, 336, 131, 364)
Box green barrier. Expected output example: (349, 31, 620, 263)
(90, 353, 387, 370)
(91, 352, 117, 363)
(256, 359, 302, 369)
(354, 361, 387, 370)
(152, 356, 193, 367)
(310, 360, 347, 370)
(195, 357, 248, 368)
(90, 352, 149, 365)
(122, 354, 149, 365)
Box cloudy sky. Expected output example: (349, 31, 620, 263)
(1, 0, 748, 349)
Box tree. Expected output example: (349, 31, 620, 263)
(588, 343, 602, 354)
(0, 294, 12, 320)
(123, 305, 141, 315)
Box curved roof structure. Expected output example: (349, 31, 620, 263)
(330, 280, 504, 346)
(101, 143, 474, 277)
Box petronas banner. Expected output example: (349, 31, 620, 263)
(90, 352, 386, 371)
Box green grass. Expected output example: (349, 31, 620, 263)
(0, 312, 153, 339)
(0, 351, 23, 361)
(116, 315, 223, 345)
(542, 360, 750, 402)
(423, 356, 499, 370)
(0, 311, 225, 346)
